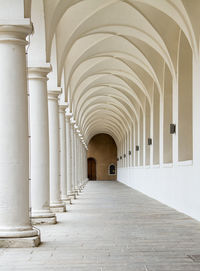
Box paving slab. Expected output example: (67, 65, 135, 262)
(0, 181, 200, 270)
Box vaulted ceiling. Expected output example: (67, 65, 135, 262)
(40, 0, 199, 146)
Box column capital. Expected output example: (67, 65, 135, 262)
(28, 64, 52, 81)
(70, 119, 76, 126)
(0, 20, 33, 45)
(59, 104, 68, 113)
(74, 124, 78, 130)
(76, 131, 81, 137)
(74, 127, 79, 134)
(65, 112, 72, 122)
(48, 89, 61, 101)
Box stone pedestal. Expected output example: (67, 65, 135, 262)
(31, 212, 56, 225)
(50, 204, 66, 213)
(0, 236, 40, 248)
(63, 198, 72, 205)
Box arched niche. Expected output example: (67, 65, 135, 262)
(145, 100, 151, 166)
(135, 122, 139, 166)
(108, 164, 116, 175)
(163, 64, 173, 163)
(178, 31, 193, 161)
(153, 84, 160, 165)
(139, 108, 144, 166)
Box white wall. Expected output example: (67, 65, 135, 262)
(117, 164, 200, 221)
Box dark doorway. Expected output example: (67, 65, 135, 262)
(88, 158, 96, 180)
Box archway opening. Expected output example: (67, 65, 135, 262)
(109, 164, 116, 175)
(87, 158, 96, 180)
(87, 133, 117, 180)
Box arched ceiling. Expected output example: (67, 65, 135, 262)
(43, 0, 198, 146)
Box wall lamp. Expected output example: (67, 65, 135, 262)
(170, 124, 176, 134)
(129, 150, 131, 155)
(120, 156, 122, 160)
(136, 145, 139, 151)
(148, 138, 152, 145)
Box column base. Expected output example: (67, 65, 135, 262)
(67, 194, 74, 201)
(62, 198, 72, 205)
(50, 203, 66, 213)
(0, 236, 40, 248)
(31, 212, 57, 225)
(72, 192, 78, 199)
(75, 189, 79, 195)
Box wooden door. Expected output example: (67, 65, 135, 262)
(88, 158, 96, 180)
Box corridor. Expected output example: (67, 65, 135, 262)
(1, 181, 200, 271)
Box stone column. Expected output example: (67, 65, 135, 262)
(82, 143, 86, 186)
(48, 91, 65, 212)
(80, 140, 84, 189)
(76, 131, 80, 191)
(79, 140, 82, 189)
(59, 104, 71, 205)
(0, 23, 40, 247)
(70, 119, 77, 198)
(74, 126, 79, 194)
(85, 146, 89, 184)
(66, 112, 74, 199)
(78, 134, 83, 190)
(28, 66, 56, 224)
(83, 145, 86, 186)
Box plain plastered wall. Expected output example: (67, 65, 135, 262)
(117, 164, 200, 221)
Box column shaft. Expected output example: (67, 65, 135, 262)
(28, 66, 56, 224)
(70, 121, 76, 197)
(66, 114, 74, 198)
(48, 91, 65, 212)
(59, 105, 70, 204)
(73, 128, 79, 192)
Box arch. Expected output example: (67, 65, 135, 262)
(163, 64, 173, 163)
(153, 84, 160, 165)
(108, 164, 116, 175)
(178, 30, 193, 161)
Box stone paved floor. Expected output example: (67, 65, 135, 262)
(1, 181, 200, 270)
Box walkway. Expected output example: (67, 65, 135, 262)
(1, 181, 200, 270)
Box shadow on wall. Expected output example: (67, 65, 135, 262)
(87, 133, 117, 180)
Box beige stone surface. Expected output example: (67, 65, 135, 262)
(87, 134, 117, 180)
(1, 181, 200, 270)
